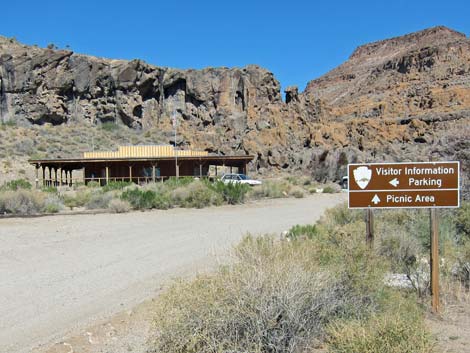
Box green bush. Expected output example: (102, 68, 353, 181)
(122, 188, 155, 209)
(41, 186, 58, 193)
(322, 186, 336, 194)
(171, 180, 222, 208)
(287, 224, 319, 240)
(327, 298, 432, 353)
(164, 176, 195, 189)
(153, 192, 172, 210)
(2, 179, 32, 191)
(121, 188, 170, 210)
(209, 180, 249, 205)
(63, 189, 92, 209)
(100, 122, 119, 131)
(102, 181, 132, 192)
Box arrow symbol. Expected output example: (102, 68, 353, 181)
(372, 194, 381, 205)
(389, 178, 399, 187)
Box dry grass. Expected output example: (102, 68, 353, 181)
(149, 221, 392, 353)
(327, 296, 433, 353)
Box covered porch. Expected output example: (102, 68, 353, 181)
(29, 155, 253, 187)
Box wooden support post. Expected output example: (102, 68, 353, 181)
(83, 167, 86, 185)
(59, 168, 63, 186)
(35, 165, 39, 189)
(42, 166, 46, 187)
(152, 165, 156, 183)
(430, 209, 440, 313)
(105, 166, 109, 185)
(129, 165, 133, 183)
(54, 168, 58, 186)
(199, 163, 203, 178)
(366, 208, 374, 248)
(48, 167, 52, 186)
(215, 165, 218, 177)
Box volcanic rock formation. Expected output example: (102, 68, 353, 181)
(0, 26, 469, 192)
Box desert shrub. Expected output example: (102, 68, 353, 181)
(86, 181, 100, 188)
(102, 181, 132, 192)
(0, 190, 44, 215)
(41, 186, 58, 193)
(322, 186, 336, 194)
(289, 185, 305, 198)
(121, 188, 170, 210)
(249, 179, 291, 199)
(164, 176, 194, 190)
(44, 195, 64, 213)
(108, 198, 131, 213)
(287, 224, 319, 240)
(456, 202, 470, 238)
(85, 192, 113, 209)
(63, 189, 92, 209)
(378, 232, 429, 296)
(327, 297, 432, 353)
(284, 175, 312, 186)
(153, 192, 172, 210)
(319, 203, 363, 229)
(2, 178, 32, 191)
(209, 180, 249, 204)
(150, 235, 384, 353)
(100, 122, 119, 131)
(122, 188, 154, 209)
(171, 180, 223, 208)
(451, 239, 470, 288)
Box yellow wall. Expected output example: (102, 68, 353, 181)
(83, 145, 208, 159)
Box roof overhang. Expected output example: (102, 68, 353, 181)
(29, 155, 254, 166)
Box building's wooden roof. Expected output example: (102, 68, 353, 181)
(29, 155, 254, 167)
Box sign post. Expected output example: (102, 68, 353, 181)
(348, 161, 460, 313)
(430, 209, 439, 313)
(366, 208, 374, 248)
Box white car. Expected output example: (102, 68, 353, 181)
(221, 173, 262, 186)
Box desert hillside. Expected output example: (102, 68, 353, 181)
(0, 26, 468, 192)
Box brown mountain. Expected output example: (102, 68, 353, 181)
(0, 26, 468, 193)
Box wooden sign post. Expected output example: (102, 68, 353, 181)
(348, 161, 460, 313)
(430, 209, 439, 313)
(366, 208, 374, 248)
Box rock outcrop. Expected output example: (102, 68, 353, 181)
(0, 26, 469, 194)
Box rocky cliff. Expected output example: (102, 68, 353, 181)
(0, 26, 469, 192)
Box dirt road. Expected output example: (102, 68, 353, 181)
(0, 194, 346, 353)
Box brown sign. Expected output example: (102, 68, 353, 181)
(348, 162, 460, 208)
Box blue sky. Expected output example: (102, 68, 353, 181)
(2, 0, 469, 92)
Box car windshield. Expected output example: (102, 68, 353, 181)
(238, 174, 248, 180)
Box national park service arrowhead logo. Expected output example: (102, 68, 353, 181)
(353, 166, 372, 189)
